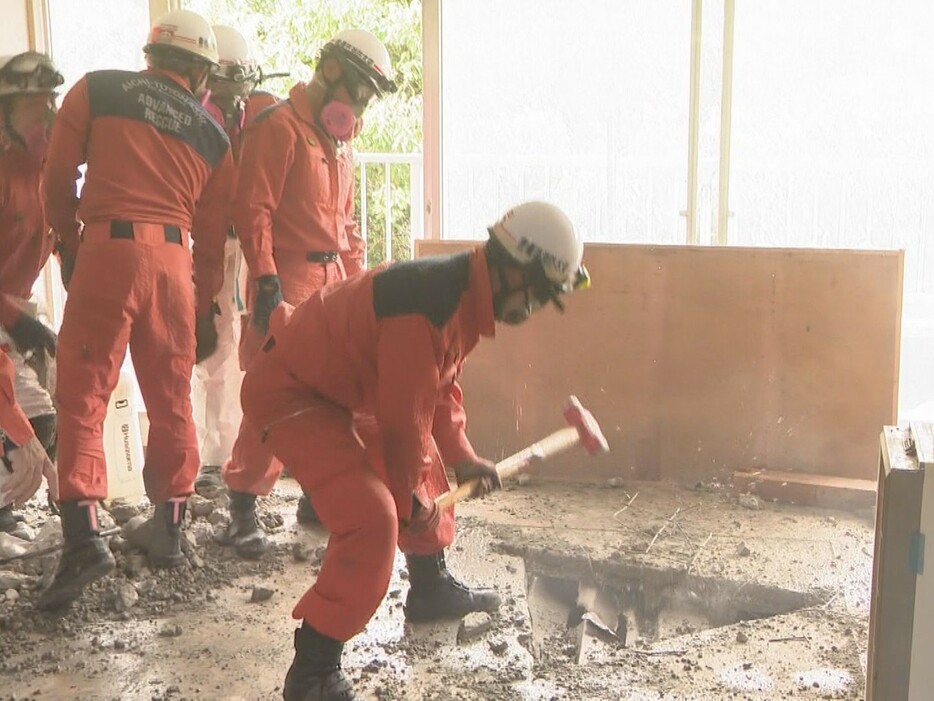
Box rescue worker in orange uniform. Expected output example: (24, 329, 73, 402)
(1, 352, 57, 510)
(38, 9, 233, 610)
(222, 29, 397, 557)
(0, 51, 63, 532)
(191, 25, 279, 496)
(238, 201, 590, 700)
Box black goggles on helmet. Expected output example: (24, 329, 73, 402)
(0, 52, 63, 92)
(210, 64, 259, 84)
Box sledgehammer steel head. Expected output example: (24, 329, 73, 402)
(562, 395, 609, 455)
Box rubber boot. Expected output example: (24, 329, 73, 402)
(282, 622, 361, 701)
(147, 498, 187, 569)
(224, 490, 270, 558)
(194, 464, 224, 497)
(36, 500, 115, 610)
(296, 493, 319, 525)
(404, 550, 501, 623)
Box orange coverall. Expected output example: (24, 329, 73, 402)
(224, 81, 364, 496)
(192, 90, 278, 469)
(0, 137, 54, 331)
(239, 247, 495, 641)
(0, 352, 35, 457)
(43, 68, 232, 503)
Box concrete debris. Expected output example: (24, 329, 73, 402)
(456, 611, 493, 644)
(5, 588, 18, 602)
(738, 493, 761, 510)
(250, 586, 274, 603)
(188, 495, 215, 519)
(106, 501, 143, 524)
(114, 582, 139, 612)
(122, 515, 151, 550)
(292, 542, 311, 562)
(735, 541, 751, 557)
(736, 631, 749, 643)
(9, 524, 34, 541)
(0, 533, 27, 560)
(488, 637, 509, 655)
(0, 571, 32, 590)
(158, 623, 183, 638)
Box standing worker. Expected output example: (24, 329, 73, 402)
(238, 201, 590, 700)
(38, 9, 232, 610)
(222, 29, 397, 557)
(0, 51, 63, 531)
(191, 25, 279, 496)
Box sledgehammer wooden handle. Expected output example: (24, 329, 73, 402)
(435, 396, 609, 512)
(435, 426, 583, 511)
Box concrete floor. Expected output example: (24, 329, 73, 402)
(0, 478, 873, 700)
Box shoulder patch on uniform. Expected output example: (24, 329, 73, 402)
(372, 253, 471, 328)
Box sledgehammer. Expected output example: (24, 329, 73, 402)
(435, 395, 609, 511)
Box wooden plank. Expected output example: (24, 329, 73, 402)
(867, 427, 923, 701)
(909, 421, 934, 468)
(416, 241, 902, 483)
(731, 469, 876, 509)
(909, 422, 934, 699)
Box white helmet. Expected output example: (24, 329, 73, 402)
(489, 201, 590, 306)
(0, 52, 63, 98)
(320, 29, 397, 96)
(213, 25, 258, 82)
(144, 9, 219, 65)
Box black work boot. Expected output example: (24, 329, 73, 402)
(224, 490, 270, 558)
(296, 492, 319, 525)
(404, 550, 501, 623)
(146, 498, 187, 569)
(282, 622, 361, 701)
(194, 465, 224, 497)
(36, 500, 115, 610)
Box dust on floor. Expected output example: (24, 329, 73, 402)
(0, 478, 873, 700)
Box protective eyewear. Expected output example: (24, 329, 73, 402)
(339, 62, 377, 107)
(0, 52, 63, 92)
(210, 63, 259, 84)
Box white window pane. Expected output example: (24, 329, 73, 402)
(441, 0, 692, 243)
(48, 0, 149, 94)
(728, 1, 934, 419)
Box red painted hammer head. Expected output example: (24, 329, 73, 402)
(562, 395, 609, 454)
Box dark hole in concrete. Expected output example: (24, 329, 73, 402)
(507, 546, 823, 664)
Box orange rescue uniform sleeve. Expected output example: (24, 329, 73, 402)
(340, 163, 365, 276)
(376, 315, 444, 520)
(42, 76, 90, 260)
(0, 353, 35, 455)
(431, 380, 480, 468)
(232, 113, 296, 279)
(0, 169, 21, 328)
(191, 149, 236, 314)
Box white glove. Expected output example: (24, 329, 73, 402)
(1, 436, 57, 508)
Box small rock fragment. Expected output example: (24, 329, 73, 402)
(738, 493, 761, 510)
(188, 495, 214, 519)
(735, 542, 751, 557)
(456, 612, 493, 644)
(736, 631, 748, 644)
(250, 586, 274, 603)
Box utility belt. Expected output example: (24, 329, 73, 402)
(306, 251, 340, 264)
(80, 221, 189, 247)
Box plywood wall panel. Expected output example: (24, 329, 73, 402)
(416, 242, 902, 482)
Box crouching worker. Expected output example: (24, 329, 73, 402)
(238, 201, 590, 700)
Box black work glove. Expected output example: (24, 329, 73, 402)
(252, 274, 283, 334)
(195, 303, 220, 363)
(8, 313, 57, 357)
(454, 458, 502, 499)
